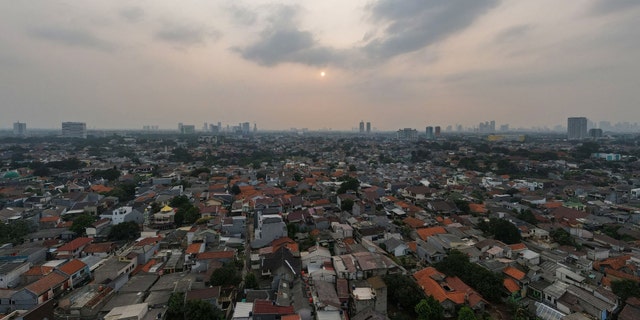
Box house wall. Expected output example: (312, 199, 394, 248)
(0, 262, 30, 288)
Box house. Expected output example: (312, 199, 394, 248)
(556, 285, 617, 320)
(0, 261, 30, 289)
(260, 246, 300, 280)
(12, 271, 68, 310)
(252, 299, 296, 320)
(301, 245, 332, 272)
(56, 237, 93, 259)
(57, 259, 91, 289)
(382, 238, 410, 257)
(416, 239, 446, 264)
(254, 212, 287, 246)
(414, 267, 486, 317)
(100, 206, 143, 225)
(503, 266, 528, 297)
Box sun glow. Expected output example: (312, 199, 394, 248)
(320, 71, 326, 77)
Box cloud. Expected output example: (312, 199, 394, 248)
(363, 0, 500, 59)
(155, 24, 220, 46)
(494, 24, 532, 44)
(119, 6, 144, 23)
(234, 1, 500, 69)
(29, 27, 113, 51)
(590, 0, 640, 15)
(234, 5, 336, 67)
(227, 4, 257, 26)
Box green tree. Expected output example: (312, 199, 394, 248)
(108, 221, 140, 241)
(383, 274, 425, 316)
(341, 198, 354, 212)
(611, 279, 640, 302)
(435, 250, 503, 303)
(244, 273, 258, 289)
(185, 299, 225, 320)
(415, 296, 444, 320)
(550, 228, 576, 247)
(337, 176, 359, 195)
(70, 214, 96, 235)
(231, 185, 241, 195)
(209, 263, 241, 287)
(457, 306, 477, 320)
(167, 292, 185, 319)
(92, 168, 121, 181)
(478, 218, 521, 244)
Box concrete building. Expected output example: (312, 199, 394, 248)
(13, 122, 26, 137)
(359, 120, 365, 133)
(567, 117, 588, 140)
(100, 206, 143, 225)
(254, 212, 286, 244)
(61, 122, 87, 138)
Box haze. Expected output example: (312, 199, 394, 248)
(1, 0, 639, 130)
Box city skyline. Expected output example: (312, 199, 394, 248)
(1, 1, 639, 130)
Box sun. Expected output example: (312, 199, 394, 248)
(320, 71, 326, 77)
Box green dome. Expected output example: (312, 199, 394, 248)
(3, 171, 19, 179)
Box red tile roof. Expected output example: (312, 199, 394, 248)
(416, 226, 447, 241)
(253, 299, 295, 315)
(25, 272, 67, 295)
(508, 243, 527, 251)
(186, 243, 204, 255)
(58, 259, 87, 276)
(23, 266, 54, 277)
(503, 266, 526, 281)
(197, 250, 235, 261)
(57, 237, 92, 252)
(503, 278, 520, 294)
(403, 217, 427, 229)
(413, 267, 484, 307)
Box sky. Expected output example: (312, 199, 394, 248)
(1, 0, 639, 131)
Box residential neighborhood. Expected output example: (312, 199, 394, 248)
(1, 130, 640, 320)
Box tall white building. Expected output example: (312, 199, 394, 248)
(62, 122, 87, 138)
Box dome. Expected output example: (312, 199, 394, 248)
(161, 205, 174, 212)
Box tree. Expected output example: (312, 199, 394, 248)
(209, 263, 241, 287)
(92, 168, 121, 181)
(244, 273, 258, 289)
(457, 306, 477, 320)
(341, 198, 354, 212)
(383, 274, 425, 316)
(185, 299, 225, 320)
(435, 250, 503, 303)
(108, 221, 140, 241)
(612, 279, 640, 302)
(231, 185, 241, 195)
(70, 214, 96, 235)
(478, 218, 521, 244)
(550, 228, 576, 247)
(415, 296, 444, 320)
(167, 292, 185, 319)
(337, 176, 359, 195)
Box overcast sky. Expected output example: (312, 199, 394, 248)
(1, 0, 639, 131)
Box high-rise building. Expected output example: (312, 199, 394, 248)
(397, 128, 418, 140)
(589, 128, 603, 139)
(61, 122, 87, 138)
(359, 121, 365, 133)
(425, 126, 434, 140)
(13, 122, 26, 137)
(366, 122, 371, 134)
(435, 126, 441, 137)
(567, 117, 588, 140)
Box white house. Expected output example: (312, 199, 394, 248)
(100, 206, 143, 225)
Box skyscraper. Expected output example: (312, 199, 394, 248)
(567, 117, 588, 140)
(359, 120, 365, 133)
(435, 126, 441, 137)
(425, 126, 434, 140)
(13, 122, 26, 137)
(366, 122, 371, 134)
(61, 122, 87, 138)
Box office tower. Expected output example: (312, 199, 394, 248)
(242, 122, 251, 134)
(13, 122, 26, 136)
(500, 124, 509, 132)
(397, 128, 418, 140)
(61, 122, 87, 138)
(366, 122, 371, 134)
(180, 124, 195, 134)
(589, 128, 603, 139)
(435, 126, 441, 137)
(359, 120, 365, 133)
(567, 117, 588, 140)
(425, 126, 434, 140)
